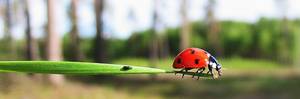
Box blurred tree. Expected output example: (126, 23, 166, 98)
(0, 0, 16, 90)
(289, 20, 300, 67)
(275, 0, 292, 64)
(220, 21, 252, 57)
(157, 1, 170, 59)
(93, 0, 107, 63)
(126, 30, 152, 57)
(46, 0, 65, 85)
(3, 0, 16, 60)
(68, 0, 84, 61)
(149, 0, 160, 79)
(205, 0, 222, 56)
(253, 18, 280, 59)
(158, 35, 170, 59)
(149, 0, 158, 67)
(23, 0, 44, 82)
(24, 0, 40, 60)
(180, 0, 190, 51)
(166, 28, 180, 55)
(190, 21, 206, 50)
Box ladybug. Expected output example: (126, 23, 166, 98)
(173, 48, 222, 79)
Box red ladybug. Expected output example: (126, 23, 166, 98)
(173, 48, 222, 79)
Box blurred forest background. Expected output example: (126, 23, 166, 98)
(0, 0, 300, 99)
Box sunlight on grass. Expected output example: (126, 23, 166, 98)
(220, 58, 282, 69)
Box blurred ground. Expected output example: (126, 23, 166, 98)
(1, 58, 299, 99)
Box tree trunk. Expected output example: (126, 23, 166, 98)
(275, 0, 291, 64)
(278, 17, 291, 64)
(206, 0, 222, 56)
(180, 0, 190, 51)
(297, 26, 300, 67)
(46, 0, 64, 86)
(1, 0, 17, 90)
(4, 0, 16, 60)
(158, 34, 170, 59)
(69, 0, 83, 61)
(24, 0, 40, 60)
(150, 0, 159, 67)
(23, 0, 44, 82)
(93, 0, 106, 63)
(149, 0, 160, 79)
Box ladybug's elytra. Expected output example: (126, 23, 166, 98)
(173, 48, 222, 79)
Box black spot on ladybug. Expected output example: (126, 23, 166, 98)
(195, 59, 199, 64)
(121, 65, 132, 71)
(177, 58, 182, 64)
(191, 50, 195, 54)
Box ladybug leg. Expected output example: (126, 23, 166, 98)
(193, 68, 204, 78)
(192, 69, 200, 78)
(207, 65, 212, 74)
(182, 69, 188, 78)
(175, 69, 184, 75)
(206, 70, 210, 74)
(207, 66, 215, 79)
(200, 68, 205, 73)
(196, 68, 205, 80)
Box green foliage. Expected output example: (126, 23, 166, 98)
(292, 19, 300, 65)
(166, 28, 181, 55)
(35, 18, 300, 64)
(190, 21, 207, 49)
(107, 39, 127, 60)
(125, 30, 152, 57)
(220, 57, 281, 69)
(253, 18, 280, 59)
(220, 21, 253, 56)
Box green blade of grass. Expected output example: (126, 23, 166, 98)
(0, 61, 212, 78)
(0, 61, 167, 75)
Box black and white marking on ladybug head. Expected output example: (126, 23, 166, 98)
(207, 53, 222, 77)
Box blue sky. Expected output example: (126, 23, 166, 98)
(1, 0, 300, 39)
